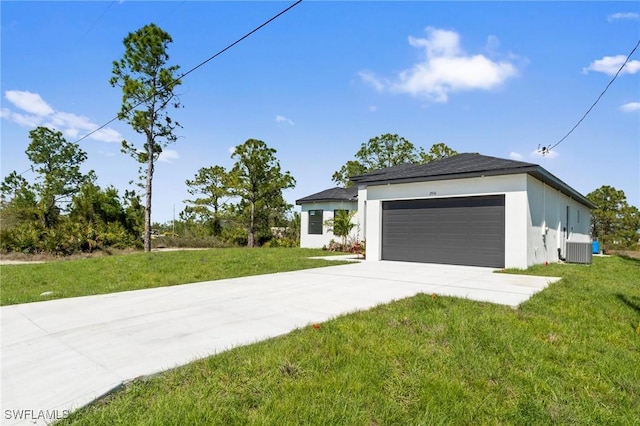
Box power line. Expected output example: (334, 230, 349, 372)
(180, 0, 302, 80)
(75, 1, 116, 46)
(541, 38, 640, 156)
(75, 0, 303, 145)
(16, 166, 33, 177)
(77, 1, 186, 46)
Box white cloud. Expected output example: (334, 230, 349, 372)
(91, 128, 123, 143)
(2, 90, 123, 143)
(368, 105, 378, 112)
(158, 149, 179, 163)
(228, 146, 236, 154)
(275, 115, 294, 126)
(607, 12, 640, 22)
(620, 102, 640, 112)
(63, 128, 80, 139)
(531, 148, 559, 159)
(5, 90, 54, 115)
(359, 71, 386, 91)
(582, 55, 640, 76)
(509, 152, 524, 161)
(48, 111, 94, 130)
(0, 108, 42, 127)
(360, 27, 519, 102)
(409, 28, 461, 57)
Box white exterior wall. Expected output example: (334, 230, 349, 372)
(299, 173, 591, 266)
(299, 201, 359, 248)
(357, 186, 367, 242)
(506, 186, 529, 269)
(526, 175, 591, 266)
(363, 174, 530, 268)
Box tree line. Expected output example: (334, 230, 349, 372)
(180, 138, 295, 248)
(587, 186, 640, 252)
(0, 129, 298, 253)
(1, 127, 144, 254)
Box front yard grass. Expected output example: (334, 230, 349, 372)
(0, 248, 349, 306)
(58, 255, 640, 425)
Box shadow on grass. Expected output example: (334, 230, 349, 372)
(616, 294, 640, 332)
(617, 294, 640, 314)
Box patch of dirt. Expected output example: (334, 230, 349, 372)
(0, 253, 58, 265)
(0, 259, 48, 265)
(0, 248, 140, 265)
(608, 250, 640, 260)
(0, 247, 209, 265)
(151, 247, 209, 252)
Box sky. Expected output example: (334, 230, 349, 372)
(1, 1, 639, 224)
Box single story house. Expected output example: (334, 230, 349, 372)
(297, 153, 595, 269)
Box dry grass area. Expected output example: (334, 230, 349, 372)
(608, 250, 640, 260)
(0, 248, 139, 264)
(0, 248, 211, 265)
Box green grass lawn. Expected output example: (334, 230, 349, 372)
(0, 248, 349, 306)
(56, 255, 640, 425)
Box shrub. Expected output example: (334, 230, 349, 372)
(151, 235, 232, 249)
(220, 225, 248, 247)
(322, 239, 364, 256)
(263, 238, 299, 248)
(0, 217, 143, 255)
(0, 221, 44, 253)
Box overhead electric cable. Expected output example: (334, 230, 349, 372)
(16, 166, 34, 177)
(75, 1, 116, 46)
(76, 2, 185, 48)
(178, 0, 302, 80)
(75, 0, 303, 145)
(542, 38, 640, 155)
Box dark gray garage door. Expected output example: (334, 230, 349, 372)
(382, 195, 505, 268)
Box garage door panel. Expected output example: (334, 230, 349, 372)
(382, 195, 505, 268)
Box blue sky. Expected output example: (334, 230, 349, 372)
(2, 1, 639, 223)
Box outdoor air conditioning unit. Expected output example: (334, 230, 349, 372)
(565, 242, 592, 264)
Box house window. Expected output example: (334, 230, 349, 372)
(334, 209, 349, 218)
(308, 210, 323, 235)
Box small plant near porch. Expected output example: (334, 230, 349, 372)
(323, 210, 356, 246)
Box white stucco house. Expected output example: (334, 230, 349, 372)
(297, 153, 595, 269)
(296, 187, 359, 249)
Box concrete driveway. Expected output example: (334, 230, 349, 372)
(1, 260, 559, 425)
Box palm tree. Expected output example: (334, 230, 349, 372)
(324, 210, 356, 246)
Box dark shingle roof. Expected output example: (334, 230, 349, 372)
(350, 153, 595, 209)
(296, 186, 358, 205)
(351, 153, 536, 183)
